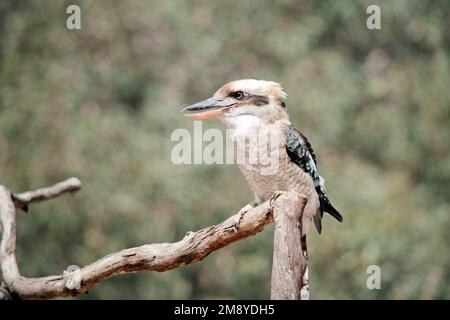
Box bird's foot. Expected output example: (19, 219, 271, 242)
(231, 204, 254, 232)
(269, 191, 284, 208)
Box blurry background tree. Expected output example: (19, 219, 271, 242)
(0, 0, 449, 299)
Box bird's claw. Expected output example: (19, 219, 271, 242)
(269, 191, 284, 208)
(231, 204, 254, 232)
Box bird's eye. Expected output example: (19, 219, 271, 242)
(232, 91, 244, 100)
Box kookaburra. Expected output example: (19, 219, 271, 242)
(182, 79, 343, 234)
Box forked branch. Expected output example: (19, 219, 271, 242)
(0, 178, 308, 300)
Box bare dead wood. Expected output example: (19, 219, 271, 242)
(0, 178, 303, 299)
(0, 178, 309, 300)
(11, 177, 81, 212)
(271, 191, 309, 300)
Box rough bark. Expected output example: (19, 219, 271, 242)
(0, 178, 308, 300)
(271, 191, 309, 300)
(0, 179, 259, 298)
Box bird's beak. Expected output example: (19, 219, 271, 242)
(181, 97, 235, 119)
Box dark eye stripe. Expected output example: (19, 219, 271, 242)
(248, 95, 269, 106)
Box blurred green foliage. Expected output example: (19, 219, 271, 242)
(0, 0, 449, 299)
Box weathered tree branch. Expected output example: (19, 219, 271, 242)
(0, 178, 308, 300)
(11, 177, 81, 212)
(271, 191, 309, 300)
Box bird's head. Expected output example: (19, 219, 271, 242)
(182, 79, 289, 126)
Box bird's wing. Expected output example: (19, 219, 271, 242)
(283, 124, 320, 186)
(283, 124, 343, 234)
